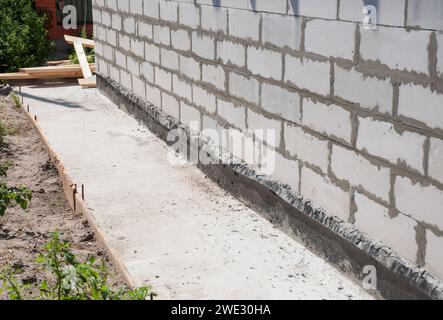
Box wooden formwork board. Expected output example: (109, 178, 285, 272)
(64, 35, 95, 48)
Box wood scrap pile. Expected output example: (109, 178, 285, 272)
(0, 35, 96, 89)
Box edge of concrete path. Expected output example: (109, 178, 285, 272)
(96, 74, 443, 300)
(17, 94, 139, 291)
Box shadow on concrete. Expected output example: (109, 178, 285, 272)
(21, 91, 84, 109)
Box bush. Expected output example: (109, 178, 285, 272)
(0, 0, 53, 72)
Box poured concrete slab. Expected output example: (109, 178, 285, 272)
(20, 81, 373, 300)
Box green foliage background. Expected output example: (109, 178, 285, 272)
(0, 0, 52, 72)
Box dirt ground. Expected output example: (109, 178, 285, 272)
(0, 94, 124, 299)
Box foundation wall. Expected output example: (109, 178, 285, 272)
(92, 0, 443, 282)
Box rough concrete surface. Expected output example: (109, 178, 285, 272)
(19, 81, 373, 300)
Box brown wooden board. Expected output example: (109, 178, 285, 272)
(64, 35, 95, 48)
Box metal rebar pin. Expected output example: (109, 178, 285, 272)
(73, 184, 78, 212)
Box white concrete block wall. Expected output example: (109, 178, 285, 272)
(398, 84, 443, 131)
(261, 14, 302, 50)
(334, 65, 393, 115)
(407, 0, 443, 31)
(301, 167, 350, 221)
(304, 19, 356, 60)
(331, 145, 390, 202)
(261, 83, 301, 123)
(289, 0, 338, 20)
(285, 56, 330, 96)
(438, 35, 443, 79)
(429, 138, 443, 185)
(359, 27, 431, 74)
(228, 9, 260, 41)
(94, 0, 443, 280)
(426, 230, 443, 280)
(395, 176, 443, 231)
(284, 123, 329, 173)
(356, 117, 426, 174)
(301, 99, 352, 144)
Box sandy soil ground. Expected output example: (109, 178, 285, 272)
(0, 94, 124, 299)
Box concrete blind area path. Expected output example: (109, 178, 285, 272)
(20, 83, 372, 300)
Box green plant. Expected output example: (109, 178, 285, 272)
(0, 161, 32, 217)
(69, 27, 95, 65)
(0, 267, 30, 300)
(1, 232, 152, 300)
(0, 161, 11, 177)
(0, 0, 53, 72)
(0, 120, 6, 147)
(10, 91, 21, 108)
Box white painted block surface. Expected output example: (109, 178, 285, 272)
(228, 72, 260, 105)
(360, 26, 431, 74)
(305, 19, 356, 60)
(201, 5, 228, 33)
(192, 33, 215, 60)
(339, 0, 406, 27)
(301, 167, 350, 221)
(395, 176, 443, 230)
(334, 65, 393, 115)
(162, 92, 180, 119)
(284, 123, 329, 173)
(285, 56, 330, 96)
(228, 8, 260, 41)
(357, 117, 426, 174)
(398, 84, 443, 131)
(302, 99, 352, 143)
(202, 64, 226, 91)
(247, 47, 282, 81)
(217, 40, 246, 67)
(429, 138, 443, 185)
(217, 99, 246, 129)
(354, 193, 417, 263)
(425, 230, 443, 280)
(261, 83, 301, 123)
(331, 145, 391, 202)
(193, 85, 217, 113)
(407, 0, 443, 31)
(289, 0, 338, 19)
(262, 13, 302, 50)
(247, 109, 282, 148)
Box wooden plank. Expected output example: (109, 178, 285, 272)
(45, 60, 71, 66)
(0, 69, 92, 80)
(0, 72, 84, 80)
(30, 72, 85, 79)
(0, 72, 33, 80)
(73, 40, 93, 79)
(78, 78, 96, 89)
(19, 65, 95, 74)
(64, 35, 95, 48)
